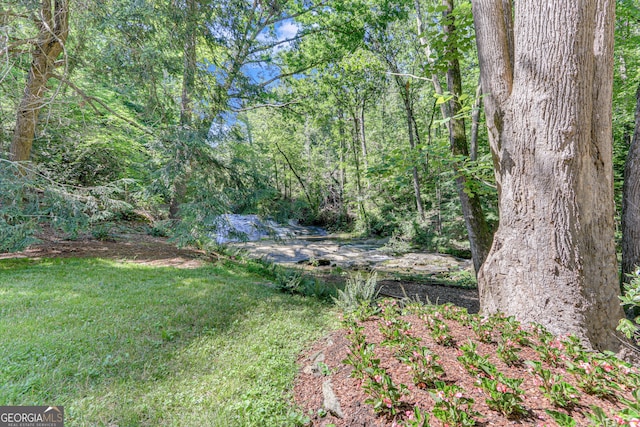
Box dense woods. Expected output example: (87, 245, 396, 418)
(2, 0, 640, 350)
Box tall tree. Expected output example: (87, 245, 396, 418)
(472, 0, 623, 350)
(440, 0, 493, 273)
(10, 0, 69, 162)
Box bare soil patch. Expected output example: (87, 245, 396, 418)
(0, 232, 208, 268)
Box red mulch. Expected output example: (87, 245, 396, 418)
(294, 310, 638, 427)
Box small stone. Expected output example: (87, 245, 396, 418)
(322, 379, 343, 419)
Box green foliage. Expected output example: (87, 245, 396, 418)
(91, 223, 115, 241)
(362, 367, 409, 416)
(0, 160, 134, 252)
(273, 267, 338, 301)
(396, 345, 445, 388)
(480, 373, 527, 418)
(333, 272, 380, 312)
(430, 381, 478, 427)
(545, 410, 577, 427)
(618, 269, 640, 347)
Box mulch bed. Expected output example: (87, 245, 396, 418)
(294, 311, 637, 427)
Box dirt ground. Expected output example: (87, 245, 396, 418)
(0, 232, 209, 269)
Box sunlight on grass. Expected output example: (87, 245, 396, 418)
(0, 258, 337, 426)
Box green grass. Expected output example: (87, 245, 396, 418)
(0, 258, 337, 426)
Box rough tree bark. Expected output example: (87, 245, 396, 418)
(473, 0, 623, 350)
(621, 84, 640, 287)
(10, 0, 69, 162)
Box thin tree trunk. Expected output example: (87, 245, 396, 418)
(473, 0, 623, 350)
(170, 0, 197, 219)
(442, 0, 493, 273)
(359, 101, 369, 172)
(179, 0, 196, 126)
(622, 84, 640, 288)
(414, 0, 451, 133)
(10, 0, 69, 162)
(470, 78, 482, 162)
(275, 141, 313, 207)
(400, 83, 425, 221)
(348, 114, 367, 222)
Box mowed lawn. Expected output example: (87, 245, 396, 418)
(0, 258, 337, 426)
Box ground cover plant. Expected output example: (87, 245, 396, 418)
(0, 257, 337, 426)
(295, 299, 640, 426)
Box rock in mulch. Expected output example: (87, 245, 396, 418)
(322, 379, 344, 419)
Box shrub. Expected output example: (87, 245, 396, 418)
(617, 269, 640, 348)
(333, 272, 380, 312)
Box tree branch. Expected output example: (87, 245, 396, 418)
(386, 71, 433, 82)
(231, 99, 300, 112)
(50, 73, 155, 136)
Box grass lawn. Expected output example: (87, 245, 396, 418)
(0, 257, 337, 426)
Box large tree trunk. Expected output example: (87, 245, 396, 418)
(622, 84, 640, 288)
(473, 0, 623, 351)
(442, 0, 493, 273)
(10, 0, 69, 162)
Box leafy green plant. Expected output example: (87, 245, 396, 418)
(545, 410, 576, 427)
(362, 367, 409, 416)
(146, 220, 171, 237)
(457, 340, 497, 378)
(399, 406, 431, 427)
(91, 223, 115, 241)
(618, 389, 640, 424)
(496, 337, 522, 367)
(565, 358, 620, 398)
(430, 381, 478, 427)
(479, 373, 527, 418)
(0, 160, 134, 251)
(618, 270, 640, 347)
(275, 270, 304, 294)
(587, 406, 620, 427)
(342, 321, 380, 380)
(380, 317, 419, 347)
(526, 361, 579, 409)
(397, 345, 445, 388)
(534, 336, 566, 368)
(379, 297, 403, 319)
(499, 316, 532, 347)
(440, 303, 471, 325)
(470, 316, 494, 343)
(333, 272, 380, 312)
(423, 310, 455, 346)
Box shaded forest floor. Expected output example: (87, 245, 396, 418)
(0, 230, 208, 268)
